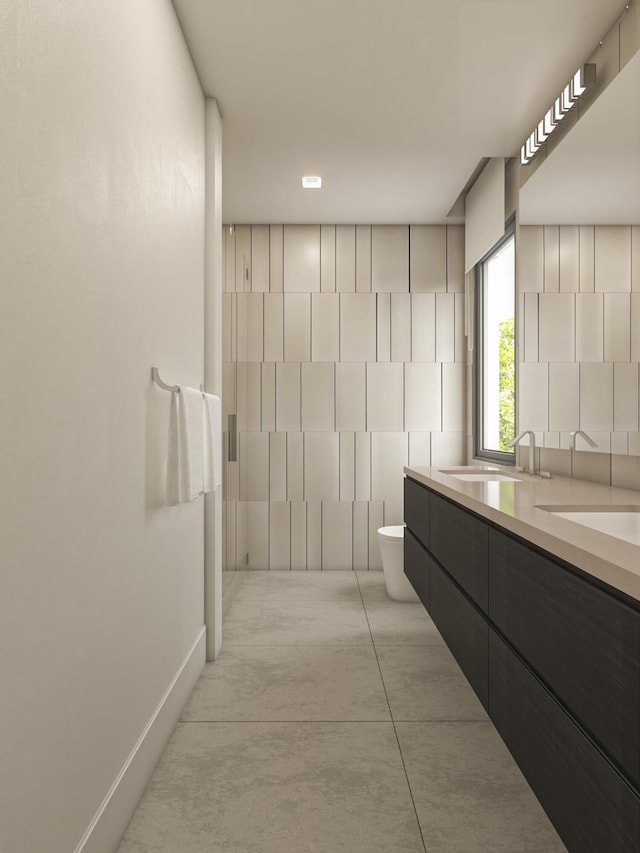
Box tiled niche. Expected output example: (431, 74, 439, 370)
(222, 224, 467, 570)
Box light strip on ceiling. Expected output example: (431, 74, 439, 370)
(520, 64, 596, 166)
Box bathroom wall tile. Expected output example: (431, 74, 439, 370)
(320, 225, 336, 292)
(371, 432, 408, 501)
(630, 433, 640, 457)
(372, 226, 409, 292)
(356, 225, 372, 292)
(236, 362, 262, 432)
(237, 293, 264, 363)
(269, 432, 287, 502)
(261, 363, 276, 432)
(340, 432, 355, 501)
(238, 502, 269, 570)
(336, 225, 356, 293)
(224, 501, 236, 571)
(284, 293, 311, 361)
(222, 293, 233, 363)
(632, 295, 640, 362)
(275, 362, 300, 432)
(335, 363, 366, 432)
(612, 454, 640, 490)
(523, 293, 539, 362)
(442, 363, 465, 432)
(383, 501, 404, 526)
(353, 502, 369, 570)
(306, 501, 322, 571)
(632, 227, 640, 291)
(539, 447, 571, 478)
(446, 225, 465, 293)
(611, 433, 629, 456)
(538, 293, 574, 362)
(222, 361, 235, 422)
(580, 363, 614, 432)
(548, 363, 579, 432)
(575, 294, 603, 362)
(233, 502, 246, 570)
(454, 293, 466, 362)
(225, 457, 239, 503)
(543, 432, 560, 449)
(284, 225, 320, 292)
(367, 363, 404, 432)
(290, 501, 307, 570)
(269, 502, 291, 571)
(559, 226, 579, 293)
(579, 226, 595, 292)
(430, 432, 466, 467)
(239, 432, 269, 501)
(410, 225, 446, 293)
(251, 225, 270, 292)
(435, 293, 455, 362)
(594, 226, 632, 292)
(411, 293, 436, 361)
(311, 293, 340, 362)
(340, 294, 377, 362)
(264, 293, 284, 362)
(543, 226, 560, 292)
(286, 432, 304, 501)
(518, 362, 548, 432)
(355, 432, 371, 501)
(224, 227, 236, 293)
(614, 363, 639, 431)
(376, 293, 391, 362)
(390, 294, 411, 362)
(409, 432, 431, 467)
(269, 225, 284, 292)
(368, 502, 384, 570)
(571, 451, 611, 486)
(604, 293, 631, 362)
(304, 433, 339, 501)
(517, 226, 543, 293)
(301, 363, 334, 431)
(584, 432, 611, 454)
(405, 363, 441, 431)
(322, 502, 353, 570)
(235, 225, 251, 293)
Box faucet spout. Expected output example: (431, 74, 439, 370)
(509, 430, 536, 475)
(569, 430, 597, 451)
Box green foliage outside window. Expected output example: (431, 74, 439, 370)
(498, 315, 515, 451)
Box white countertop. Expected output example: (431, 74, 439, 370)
(404, 465, 640, 603)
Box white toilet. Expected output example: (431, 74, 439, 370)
(377, 525, 419, 602)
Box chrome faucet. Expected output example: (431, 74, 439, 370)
(569, 430, 597, 451)
(509, 430, 536, 475)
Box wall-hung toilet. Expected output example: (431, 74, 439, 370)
(377, 525, 419, 602)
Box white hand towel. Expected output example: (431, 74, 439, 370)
(203, 392, 222, 492)
(167, 386, 204, 504)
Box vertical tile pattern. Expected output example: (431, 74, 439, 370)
(304, 433, 339, 501)
(306, 502, 322, 571)
(390, 294, 411, 362)
(355, 225, 372, 292)
(575, 294, 603, 362)
(548, 364, 579, 431)
(320, 225, 336, 293)
(604, 294, 631, 362)
(261, 363, 276, 432)
(446, 225, 465, 293)
(276, 363, 301, 432)
(523, 294, 539, 362)
(538, 293, 574, 362)
(301, 363, 334, 431)
(614, 363, 639, 432)
(518, 226, 543, 293)
(411, 294, 436, 361)
(410, 225, 446, 292)
(264, 294, 284, 362)
(336, 363, 366, 432)
(435, 294, 455, 362)
(559, 226, 579, 293)
(284, 293, 311, 361)
(405, 364, 441, 431)
(579, 226, 595, 292)
(340, 294, 377, 362)
(594, 226, 632, 292)
(371, 433, 408, 501)
(322, 502, 353, 570)
(372, 226, 409, 292)
(251, 225, 270, 292)
(376, 293, 391, 363)
(269, 432, 287, 502)
(269, 502, 291, 570)
(284, 225, 320, 292)
(367, 363, 404, 432)
(286, 432, 304, 501)
(543, 226, 560, 292)
(442, 364, 465, 432)
(269, 225, 284, 292)
(290, 502, 307, 570)
(580, 364, 614, 432)
(339, 432, 355, 501)
(311, 293, 340, 362)
(353, 502, 369, 570)
(336, 225, 356, 293)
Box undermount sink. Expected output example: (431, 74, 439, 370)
(535, 505, 640, 546)
(439, 468, 520, 483)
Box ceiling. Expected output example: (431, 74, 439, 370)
(173, 0, 628, 224)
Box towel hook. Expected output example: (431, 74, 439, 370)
(151, 367, 179, 393)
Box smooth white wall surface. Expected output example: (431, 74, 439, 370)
(0, 2, 205, 851)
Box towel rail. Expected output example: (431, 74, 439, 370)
(151, 367, 180, 392)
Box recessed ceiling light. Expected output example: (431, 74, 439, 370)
(302, 176, 322, 189)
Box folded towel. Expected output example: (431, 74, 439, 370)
(167, 386, 204, 504)
(203, 392, 222, 492)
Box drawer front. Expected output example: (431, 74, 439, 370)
(490, 630, 640, 853)
(430, 491, 489, 611)
(404, 477, 430, 549)
(404, 529, 430, 609)
(430, 560, 488, 710)
(489, 528, 640, 787)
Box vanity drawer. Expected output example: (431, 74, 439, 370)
(489, 527, 640, 787)
(404, 476, 431, 549)
(404, 528, 430, 609)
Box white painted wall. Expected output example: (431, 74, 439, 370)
(0, 2, 205, 850)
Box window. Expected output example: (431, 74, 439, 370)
(475, 228, 515, 463)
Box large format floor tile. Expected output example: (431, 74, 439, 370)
(181, 645, 390, 722)
(355, 570, 388, 601)
(364, 599, 444, 645)
(231, 570, 363, 604)
(118, 722, 426, 853)
(396, 722, 566, 852)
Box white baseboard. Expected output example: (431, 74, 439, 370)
(74, 626, 206, 853)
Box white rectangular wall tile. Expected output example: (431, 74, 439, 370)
(306, 502, 322, 571)
(367, 363, 404, 432)
(322, 502, 353, 570)
(269, 503, 291, 571)
(304, 432, 339, 501)
(356, 225, 372, 292)
(225, 457, 239, 503)
(224, 228, 236, 292)
(430, 432, 466, 467)
(372, 226, 409, 292)
(519, 363, 549, 432)
(377, 293, 391, 362)
(611, 433, 629, 456)
(239, 432, 269, 501)
(269, 225, 283, 292)
(579, 226, 595, 292)
(410, 225, 446, 293)
(411, 293, 436, 361)
(340, 294, 377, 362)
(287, 432, 304, 501)
(384, 501, 404, 526)
(237, 294, 264, 363)
(435, 293, 455, 362)
(390, 293, 411, 362)
(222, 293, 233, 363)
(311, 293, 340, 362)
(336, 225, 356, 293)
(340, 432, 355, 500)
(261, 363, 276, 432)
(235, 225, 251, 293)
(269, 432, 287, 502)
(580, 363, 614, 431)
(290, 502, 307, 570)
(243, 502, 269, 570)
(275, 362, 301, 432)
(355, 432, 371, 501)
(543, 226, 560, 292)
(548, 363, 579, 431)
(604, 294, 631, 362)
(236, 362, 262, 432)
(614, 363, 639, 431)
(405, 363, 441, 431)
(320, 225, 336, 292)
(518, 226, 543, 293)
(371, 432, 408, 501)
(353, 502, 369, 570)
(633, 294, 640, 362)
(409, 432, 431, 467)
(222, 364, 235, 428)
(284, 225, 320, 292)
(336, 363, 366, 432)
(523, 293, 539, 362)
(442, 363, 465, 432)
(368, 502, 384, 570)
(595, 226, 632, 292)
(264, 293, 284, 362)
(454, 293, 466, 362)
(284, 293, 311, 362)
(575, 294, 603, 362)
(251, 225, 270, 292)
(538, 293, 574, 362)
(224, 501, 236, 570)
(446, 225, 465, 293)
(633, 227, 640, 291)
(559, 226, 579, 293)
(301, 363, 334, 431)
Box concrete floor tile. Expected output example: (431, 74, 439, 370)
(364, 599, 444, 645)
